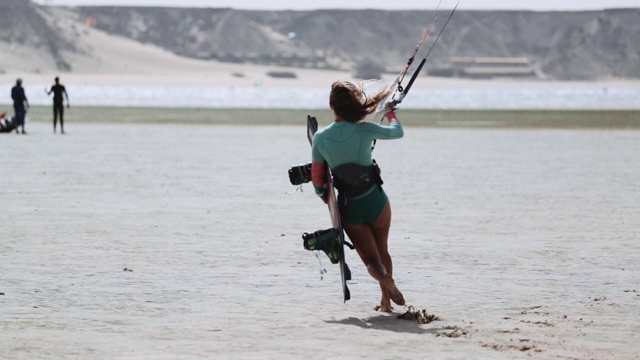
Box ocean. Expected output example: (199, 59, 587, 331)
(1, 83, 639, 110)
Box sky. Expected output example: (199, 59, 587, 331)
(32, 0, 640, 11)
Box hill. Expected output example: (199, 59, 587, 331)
(1, 0, 639, 81)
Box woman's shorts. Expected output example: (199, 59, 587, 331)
(340, 186, 388, 225)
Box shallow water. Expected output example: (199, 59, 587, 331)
(1, 83, 639, 109)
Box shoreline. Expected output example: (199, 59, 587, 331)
(2, 71, 640, 89)
(11, 105, 640, 128)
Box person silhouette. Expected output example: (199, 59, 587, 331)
(11, 78, 29, 134)
(46, 76, 70, 134)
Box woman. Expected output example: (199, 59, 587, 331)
(311, 80, 405, 312)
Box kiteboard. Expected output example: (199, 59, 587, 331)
(300, 115, 351, 302)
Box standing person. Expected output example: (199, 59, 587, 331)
(311, 81, 405, 312)
(11, 78, 29, 134)
(47, 76, 70, 134)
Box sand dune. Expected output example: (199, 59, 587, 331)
(0, 6, 359, 88)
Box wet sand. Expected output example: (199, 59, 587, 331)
(1, 121, 639, 359)
(15, 105, 640, 128)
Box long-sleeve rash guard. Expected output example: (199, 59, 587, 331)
(311, 112, 403, 196)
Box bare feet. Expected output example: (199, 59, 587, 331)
(374, 304, 393, 312)
(377, 284, 393, 312)
(381, 275, 405, 306)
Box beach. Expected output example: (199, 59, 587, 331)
(2, 4, 640, 357)
(1, 118, 639, 359)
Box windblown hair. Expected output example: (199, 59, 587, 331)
(329, 81, 393, 122)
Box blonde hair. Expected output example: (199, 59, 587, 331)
(329, 81, 393, 122)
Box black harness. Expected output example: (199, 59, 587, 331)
(332, 160, 383, 199)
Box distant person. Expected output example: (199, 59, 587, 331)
(11, 78, 29, 134)
(46, 76, 70, 134)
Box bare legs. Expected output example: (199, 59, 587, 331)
(14, 107, 26, 134)
(53, 104, 64, 134)
(343, 201, 405, 312)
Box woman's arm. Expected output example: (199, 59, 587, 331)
(311, 134, 329, 203)
(365, 111, 404, 139)
(311, 161, 328, 203)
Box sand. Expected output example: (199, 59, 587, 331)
(3, 70, 640, 92)
(10, 106, 640, 129)
(1, 121, 639, 359)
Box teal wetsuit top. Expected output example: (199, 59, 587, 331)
(311, 118, 404, 224)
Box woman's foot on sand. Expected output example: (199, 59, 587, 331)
(376, 284, 393, 312)
(374, 304, 393, 312)
(381, 275, 405, 306)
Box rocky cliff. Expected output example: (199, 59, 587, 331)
(1, 1, 639, 80)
